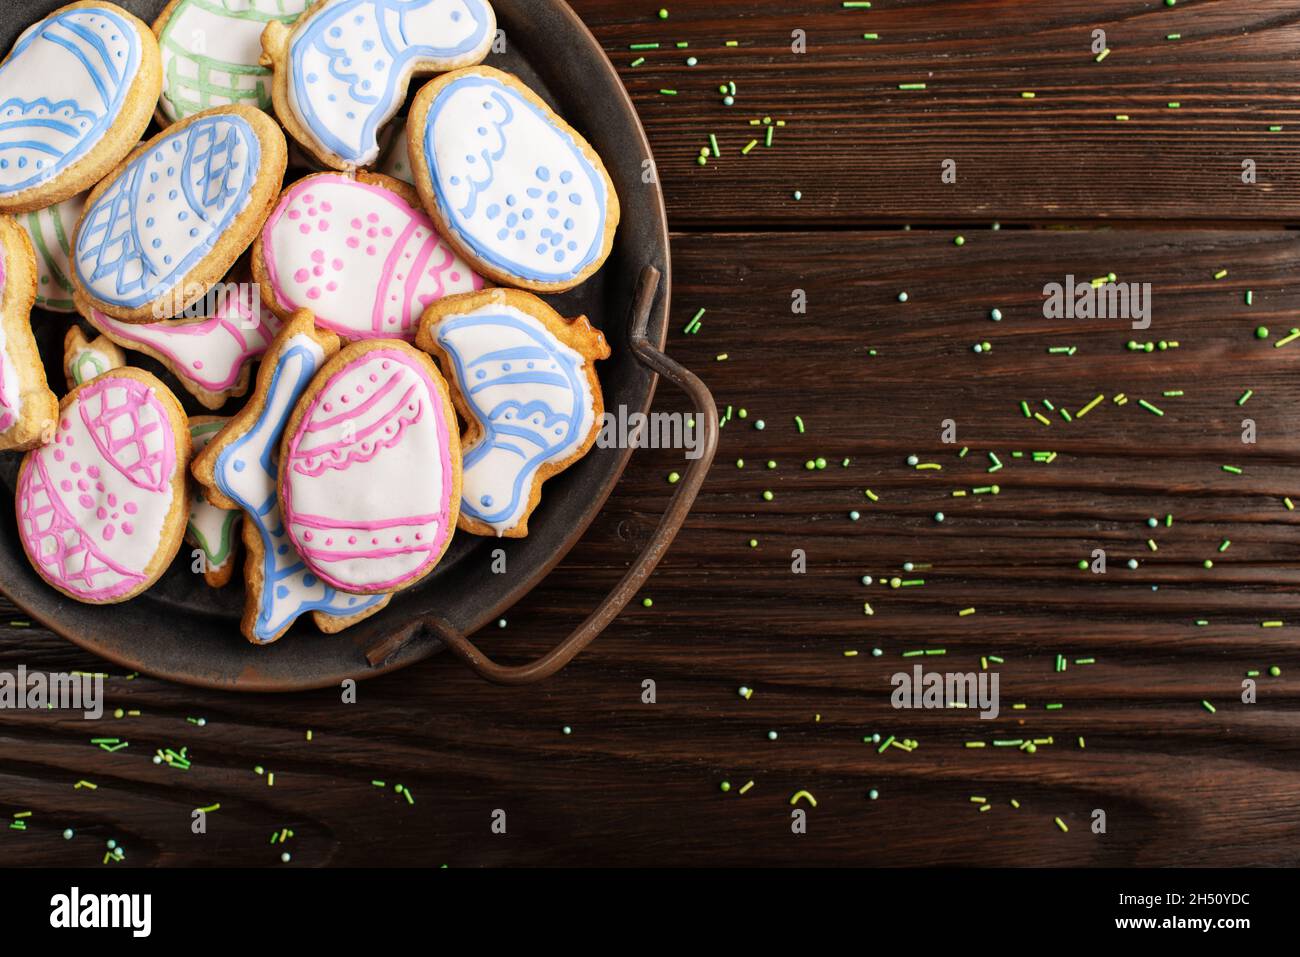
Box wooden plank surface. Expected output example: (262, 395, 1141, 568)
(4, 229, 1298, 867)
(569, 0, 1300, 226)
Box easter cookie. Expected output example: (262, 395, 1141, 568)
(86, 283, 281, 409)
(254, 171, 481, 341)
(154, 0, 311, 123)
(20, 192, 86, 312)
(408, 66, 620, 293)
(416, 287, 608, 538)
(186, 415, 240, 587)
(16, 368, 190, 604)
(0, 2, 162, 214)
(0, 216, 58, 451)
(261, 0, 496, 170)
(63, 326, 126, 389)
(71, 104, 287, 322)
(279, 339, 460, 594)
(191, 310, 390, 642)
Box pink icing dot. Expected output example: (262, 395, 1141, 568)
(61, 418, 69, 429)
(299, 224, 311, 234)
(288, 209, 301, 220)
(53, 449, 65, 462)
(308, 207, 318, 216)
(332, 259, 344, 271)
(348, 536, 357, 545)
(366, 212, 379, 223)
(124, 502, 137, 515)
(381, 361, 391, 370)
(347, 237, 360, 249)
(366, 246, 377, 256)
(323, 403, 332, 412)
(369, 373, 378, 382)
(350, 217, 362, 229)
(87, 465, 100, 478)
(313, 265, 324, 277)
(108, 493, 116, 506)
(59, 480, 71, 491)
(321, 201, 332, 212)
(77, 479, 88, 491)
(382, 226, 393, 238)
(326, 281, 337, 292)
(366, 227, 378, 239)
(103, 525, 114, 541)
(294, 268, 309, 283)
(318, 220, 330, 232)
(325, 537, 334, 546)
(96, 507, 106, 520)
(303, 531, 313, 542)
(193, 360, 204, 370)
(415, 532, 422, 541)
(450, 271, 461, 282)
(311, 249, 324, 263)
(306, 287, 321, 300)
(78, 494, 93, 508)
(340, 394, 349, 403)
(395, 536, 402, 544)
(371, 537, 379, 545)
(122, 523, 133, 535)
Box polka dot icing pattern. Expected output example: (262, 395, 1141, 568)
(282, 348, 456, 592)
(260, 173, 481, 340)
(436, 305, 595, 536)
(288, 0, 494, 166)
(423, 72, 609, 284)
(212, 333, 385, 641)
(158, 0, 311, 122)
(21, 192, 85, 312)
(74, 113, 261, 310)
(17, 375, 177, 601)
(0, 6, 142, 197)
(87, 287, 280, 404)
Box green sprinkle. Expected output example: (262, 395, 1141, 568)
(1045, 703, 1063, 711)
(741, 139, 758, 155)
(659, 89, 677, 96)
(794, 415, 805, 433)
(862, 33, 879, 40)
(658, 7, 669, 18)
(1274, 328, 1300, 348)
(1222, 465, 1243, 474)
(1167, 33, 1181, 40)
(1137, 399, 1164, 417)
(709, 134, 720, 157)
(629, 57, 645, 67)
(629, 43, 660, 50)
(762, 490, 773, 501)
(642, 597, 653, 608)
(1255, 325, 1268, 339)
(667, 471, 680, 484)
(898, 83, 927, 91)
(1201, 700, 1217, 713)
(1246, 290, 1255, 306)
(1237, 389, 1253, 406)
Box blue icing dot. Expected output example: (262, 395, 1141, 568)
(276, 586, 289, 599)
(303, 574, 317, 587)
(560, 170, 574, 184)
(554, 250, 566, 263)
(505, 212, 518, 227)
(232, 460, 245, 472)
(502, 363, 511, 372)
(452, 9, 462, 20)
(465, 154, 476, 164)
(515, 230, 526, 240)
(151, 238, 162, 249)
(570, 193, 583, 206)
(547, 208, 559, 219)
(565, 218, 575, 230)
(477, 126, 487, 136)
(536, 166, 550, 182)
(362, 39, 375, 51)
(568, 241, 578, 251)
(475, 369, 486, 379)
(535, 244, 547, 255)
(549, 233, 562, 247)
(450, 176, 460, 186)
(277, 544, 289, 555)
(145, 217, 155, 227)
(496, 228, 509, 240)
(164, 255, 173, 265)
(505, 194, 516, 206)
(526, 187, 542, 199)
(330, 26, 341, 37)
(547, 191, 558, 203)
(523, 209, 534, 221)
(190, 228, 200, 237)
(481, 495, 494, 507)
(486, 203, 500, 219)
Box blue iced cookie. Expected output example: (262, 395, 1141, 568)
(70, 104, 287, 321)
(408, 66, 620, 293)
(261, 0, 496, 170)
(0, 2, 161, 213)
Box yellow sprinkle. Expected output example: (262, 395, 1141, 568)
(789, 789, 817, 807)
(958, 607, 976, 617)
(1095, 48, 1110, 63)
(1055, 816, 1069, 832)
(738, 780, 754, 794)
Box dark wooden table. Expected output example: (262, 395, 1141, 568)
(4, 0, 1300, 867)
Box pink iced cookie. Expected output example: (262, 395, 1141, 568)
(87, 283, 281, 410)
(279, 341, 461, 595)
(254, 171, 482, 341)
(16, 368, 190, 604)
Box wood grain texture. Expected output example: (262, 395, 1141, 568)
(568, 0, 1300, 226)
(3, 229, 1298, 866)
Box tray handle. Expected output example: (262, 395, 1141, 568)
(427, 264, 717, 684)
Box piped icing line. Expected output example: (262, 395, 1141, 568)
(0, 4, 151, 204)
(0, 247, 18, 435)
(193, 312, 387, 642)
(185, 415, 240, 586)
(62, 325, 126, 389)
(155, 0, 311, 123)
(71, 104, 287, 320)
(16, 369, 189, 603)
(280, 341, 459, 593)
(408, 66, 620, 292)
(87, 286, 281, 408)
(263, 0, 495, 169)
(416, 287, 608, 538)
(21, 192, 85, 312)
(255, 170, 482, 341)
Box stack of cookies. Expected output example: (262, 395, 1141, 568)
(0, 0, 617, 644)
